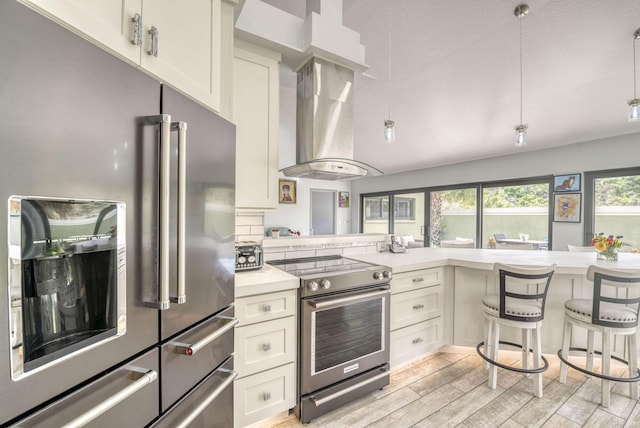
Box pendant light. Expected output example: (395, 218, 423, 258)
(628, 28, 640, 122)
(514, 4, 529, 147)
(384, 6, 395, 143)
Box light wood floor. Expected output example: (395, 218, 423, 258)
(258, 350, 640, 428)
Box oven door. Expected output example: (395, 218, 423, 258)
(300, 285, 390, 395)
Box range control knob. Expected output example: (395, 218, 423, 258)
(373, 271, 383, 280)
(308, 281, 319, 292)
(320, 279, 331, 290)
(383, 270, 393, 279)
(238, 256, 247, 264)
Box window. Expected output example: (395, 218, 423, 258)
(429, 187, 477, 247)
(482, 180, 551, 249)
(364, 196, 389, 221)
(394, 197, 415, 220)
(584, 168, 640, 250)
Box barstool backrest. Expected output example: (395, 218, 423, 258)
(586, 265, 640, 328)
(493, 263, 556, 322)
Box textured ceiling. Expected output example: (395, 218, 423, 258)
(259, 0, 640, 175)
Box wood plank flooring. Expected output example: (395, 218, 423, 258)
(256, 350, 640, 428)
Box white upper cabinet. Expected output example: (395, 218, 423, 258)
(233, 41, 281, 210)
(19, 0, 227, 113)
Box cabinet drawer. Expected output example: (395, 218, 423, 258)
(236, 290, 296, 326)
(235, 316, 296, 378)
(391, 284, 443, 330)
(391, 267, 442, 294)
(234, 362, 296, 428)
(390, 318, 443, 368)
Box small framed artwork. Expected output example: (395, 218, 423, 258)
(553, 173, 581, 192)
(338, 191, 349, 208)
(278, 179, 296, 204)
(553, 193, 581, 222)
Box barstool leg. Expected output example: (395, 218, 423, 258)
(602, 328, 611, 408)
(560, 318, 571, 384)
(533, 324, 543, 398)
(629, 332, 638, 400)
(587, 330, 595, 377)
(484, 317, 492, 370)
(522, 328, 531, 371)
(489, 322, 500, 390)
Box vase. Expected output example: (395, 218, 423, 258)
(597, 247, 618, 261)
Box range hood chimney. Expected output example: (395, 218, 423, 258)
(281, 57, 382, 180)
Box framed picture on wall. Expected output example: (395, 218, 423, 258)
(553, 173, 581, 192)
(278, 179, 296, 204)
(338, 191, 349, 208)
(553, 193, 581, 222)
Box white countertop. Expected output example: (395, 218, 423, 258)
(235, 264, 299, 298)
(344, 247, 640, 275)
(262, 233, 388, 248)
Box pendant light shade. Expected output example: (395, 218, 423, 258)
(384, 119, 395, 143)
(629, 28, 640, 122)
(514, 4, 529, 146)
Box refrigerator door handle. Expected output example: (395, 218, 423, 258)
(61, 367, 158, 428)
(146, 114, 172, 310)
(171, 121, 187, 304)
(174, 368, 238, 428)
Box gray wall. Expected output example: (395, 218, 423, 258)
(351, 133, 640, 250)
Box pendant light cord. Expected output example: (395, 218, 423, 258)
(634, 34, 638, 100)
(519, 13, 523, 125)
(387, 7, 392, 120)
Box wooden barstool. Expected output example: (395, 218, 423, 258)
(476, 263, 556, 397)
(558, 265, 640, 407)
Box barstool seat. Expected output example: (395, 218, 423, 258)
(476, 262, 556, 398)
(558, 265, 640, 408)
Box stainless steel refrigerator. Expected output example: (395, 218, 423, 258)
(0, 2, 236, 426)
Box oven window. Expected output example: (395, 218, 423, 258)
(314, 299, 383, 373)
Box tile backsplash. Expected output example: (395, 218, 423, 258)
(235, 211, 264, 242)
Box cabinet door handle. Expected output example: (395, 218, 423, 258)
(412, 277, 424, 283)
(263, 392, 272, 401)
(262, 343, 271, 352)
(412, 337, 424, 345)
(263, 303, 271, 312)
(131, 13, 142, 46)
(412, 303, 425, 310)
(147, 26, 158, 56)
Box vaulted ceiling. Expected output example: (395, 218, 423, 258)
(258, 0, 640, 175)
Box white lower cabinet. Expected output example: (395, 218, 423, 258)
(389, 268, 444, 368)
(234, 363, 296, 427)
(234, 289, 297, 428)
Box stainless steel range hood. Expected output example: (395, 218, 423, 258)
(281, 57, 382, 180)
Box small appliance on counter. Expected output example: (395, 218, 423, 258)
(235, 241, 263, 271)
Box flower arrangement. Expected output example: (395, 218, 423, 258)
(287, 228, 301, 237)
(591, 233, 628, 260)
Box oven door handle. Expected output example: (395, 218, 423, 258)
(308, 289, 389, 309)
(61, 367, 158, 428)
(310, 369, 389, 407)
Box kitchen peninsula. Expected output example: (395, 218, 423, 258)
(346, 247, 640, 356)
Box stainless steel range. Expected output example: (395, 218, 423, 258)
(268, 255, 392, 424)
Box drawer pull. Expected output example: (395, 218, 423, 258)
(412, 303, 425, 310)
(263, 303, 272, 312)
(412, 277, 424, 283)
(263, 392, 272, 401)
(173, 316, 238, 356)
(412, 337, 424, 345)
(262, 343, 271, 352)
